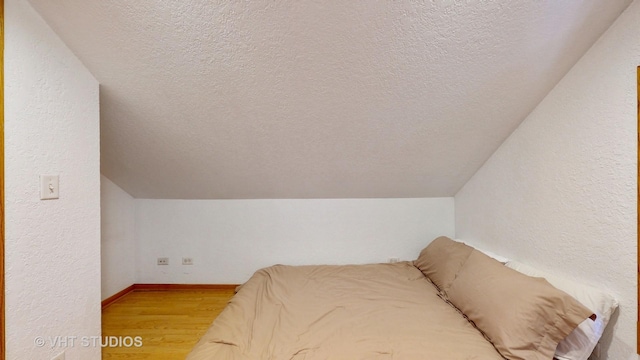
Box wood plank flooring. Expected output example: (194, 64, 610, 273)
(102, 289, 235, 359)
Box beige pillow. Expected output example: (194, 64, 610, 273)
(414, 236, 473, 293)
(447, 250, 595, 360)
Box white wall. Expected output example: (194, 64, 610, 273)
(4, 0, 101, 359)
(135, 198, 454, 284)
(101, 176, 136, 300)
(454, 2, 639, 359)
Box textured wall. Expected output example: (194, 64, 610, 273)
(28, 0, 631, 199)
(135, 198, 454, 284)
(454, 2, 639, 359)
(4, 0, 102, 359)
(101, 176, 136, 300)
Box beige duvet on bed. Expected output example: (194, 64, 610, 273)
(187, 262, 504, 360)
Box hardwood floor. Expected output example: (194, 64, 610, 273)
(102, 289, 235, 359)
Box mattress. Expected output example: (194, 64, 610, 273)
(187, 261, 504, 359)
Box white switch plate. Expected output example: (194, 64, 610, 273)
(157, 257, 169, 265)
(51, 351, 65, 360)
(182, 257, 193, 265)
(40, 175, 59, 200)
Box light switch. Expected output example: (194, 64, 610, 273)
(40, 175, 59, 200)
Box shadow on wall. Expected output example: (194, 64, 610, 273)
(594, 308, 628, 360)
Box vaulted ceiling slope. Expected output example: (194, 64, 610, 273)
(28, 0, 631, 199)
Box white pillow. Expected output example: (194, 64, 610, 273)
(505, 261, 618, 360)
(456, 239, 510, 263)
(473, 247, 509, 264)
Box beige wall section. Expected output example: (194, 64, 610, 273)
(455, 2, 640, 360)
(101, 176, 135, 300)
(4, 0, 101, 359)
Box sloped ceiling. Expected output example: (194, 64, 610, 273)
(28, 0, 631, 199)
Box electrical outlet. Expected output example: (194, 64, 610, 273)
(182, 257, 193, 265)
(157, 257, 169, 265)
(388, 257, 400, 263)
(51, 351, 65, 360)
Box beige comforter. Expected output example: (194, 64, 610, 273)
(187, 262, 504, 359)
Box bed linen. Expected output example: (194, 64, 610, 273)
(187, 261, 504, 360)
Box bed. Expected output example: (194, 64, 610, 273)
(187, 237, 616, 360)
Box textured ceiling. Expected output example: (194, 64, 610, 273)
(28, 0, 631, 199)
